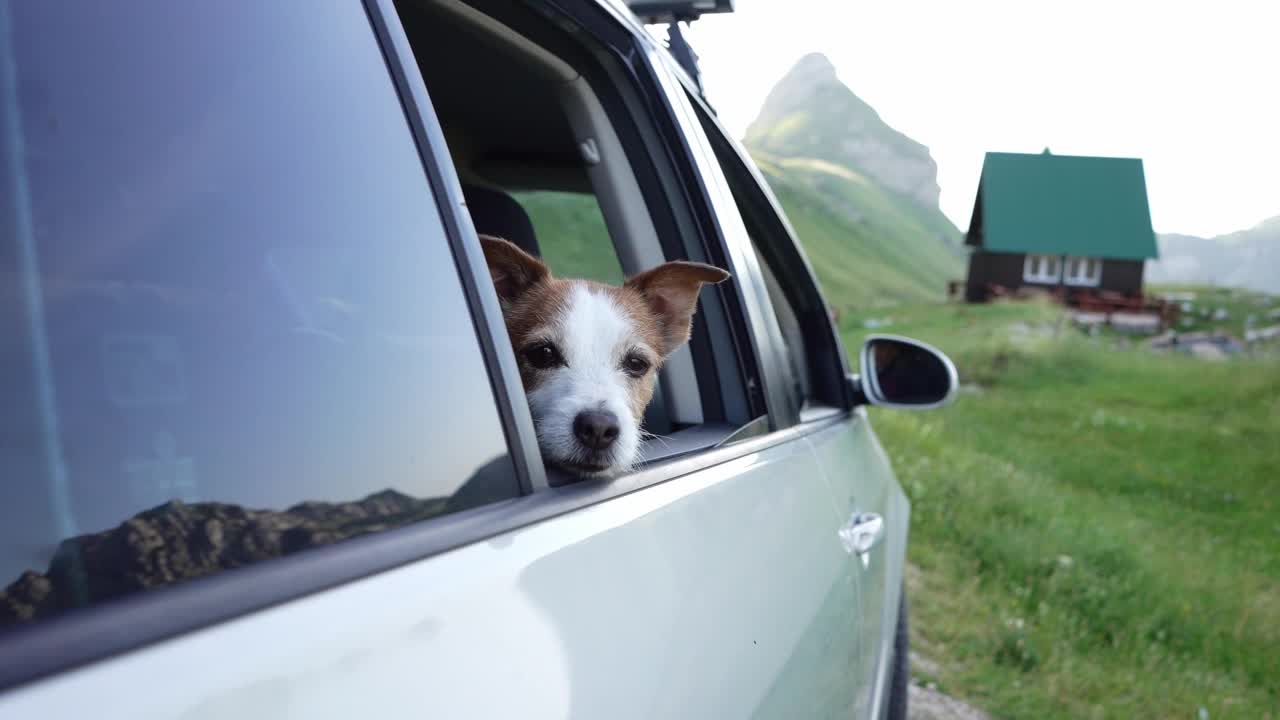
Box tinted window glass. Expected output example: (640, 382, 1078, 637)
(756, 251, 813, 407)
(0, 1, 516, 629)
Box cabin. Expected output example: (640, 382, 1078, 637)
(962, 150, 1159, 304)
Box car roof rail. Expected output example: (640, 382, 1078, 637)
(624, 1, 734, 96)
(625, 0, 735, 24)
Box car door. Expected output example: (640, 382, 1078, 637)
(805, 414, 909, 719)
(638, 36, 874, 720)
(0, 2, 871, 719)
(672, 64, 912, 720)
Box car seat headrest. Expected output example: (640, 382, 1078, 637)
(462, 184, 540, 258)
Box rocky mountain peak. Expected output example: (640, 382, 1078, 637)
(785, 52, 839, 84)
(745, 53, 943, 210)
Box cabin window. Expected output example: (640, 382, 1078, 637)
(1063, 256, 1102, 287)
(1023, 254, 1061, 283)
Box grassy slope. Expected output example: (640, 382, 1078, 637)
(753, 152, 962, 311)
(742, 68, 964, 309)
(745, 81, 932, 176)
(842, 300, 1280, 719)
(510, 191, 624, 285)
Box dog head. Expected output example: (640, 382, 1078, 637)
(480, 235, 729, 478)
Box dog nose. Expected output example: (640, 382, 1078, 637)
(573, 410, 620, 451)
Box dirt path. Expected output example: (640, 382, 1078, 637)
(905, 562, 992, 720)
(908, 684, 991, 720)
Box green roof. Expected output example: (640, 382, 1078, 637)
(968, 151, 1158, 260)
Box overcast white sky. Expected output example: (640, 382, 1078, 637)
(681, 0, 1279, 238)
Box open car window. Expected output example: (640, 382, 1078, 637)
(391, 0, 764, 477)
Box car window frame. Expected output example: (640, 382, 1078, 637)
(443, 0, 772, 469)
(628, 50, 802, 431)
(682, 88, 856, 418)
(638, 49, 859, 430)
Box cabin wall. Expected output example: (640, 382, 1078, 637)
(966, 252, 1147, 301)
(1099, 259, 1144, 295)
(964, 250, 1025, 301)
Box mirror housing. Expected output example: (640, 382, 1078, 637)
(851, 334, 958, 410)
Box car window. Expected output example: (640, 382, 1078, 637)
(0, 1, 518, 631)
(394, 0, 761, 468)
(756, 252, 814, 408)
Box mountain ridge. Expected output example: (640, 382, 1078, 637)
(1149, 216, 1280, 293)
(517, 52, 966, 310)
(742, 52, 963, 309)
(745, 53, 943, 211)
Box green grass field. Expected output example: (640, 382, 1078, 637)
(753, 152, 964, 312)
(1151, 285, 1280, 338)
(843, 299, 1280, 719)
(512, 190, 625, 285)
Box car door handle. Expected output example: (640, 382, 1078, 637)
(838, 512, 884, 557)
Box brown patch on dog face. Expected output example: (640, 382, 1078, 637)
(623, 364, 658, 422)
(501, 278, 573, 392)
(602, 283, 668, 420)
(602, 284, 666, 353)
(479, 234, 563, 391)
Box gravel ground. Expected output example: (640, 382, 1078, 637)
(906, 646, 991, 719)
(904, 563, 993, 720)
(908, 684, 991, 720)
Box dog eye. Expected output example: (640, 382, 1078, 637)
(522, 342, 563, 370)
(622, 354, 650, 378)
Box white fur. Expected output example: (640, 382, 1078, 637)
(526, 284, 647, 476)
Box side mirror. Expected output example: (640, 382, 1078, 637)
(854, 334, 958, 409)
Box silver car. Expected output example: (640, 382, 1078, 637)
(0, 0, 955, 717)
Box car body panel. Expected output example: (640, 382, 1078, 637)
(806, 410, 910, 720)
(0, 434, 866, 719)
(0, 0, 913, 716)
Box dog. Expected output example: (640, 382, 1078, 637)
(480, 235, 729, 478)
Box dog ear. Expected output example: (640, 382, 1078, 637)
(625, 261, 730, 355)
(479, 235, 550, 305)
